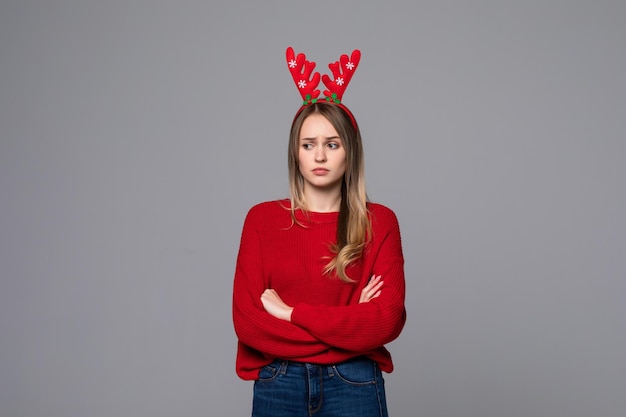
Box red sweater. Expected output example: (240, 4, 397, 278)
(232, 200, 406, 380)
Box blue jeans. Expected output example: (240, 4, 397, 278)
(252, 356, 388, 417)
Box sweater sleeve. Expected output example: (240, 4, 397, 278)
(290, 207, 406, 352)
(232, 206, 331, 358)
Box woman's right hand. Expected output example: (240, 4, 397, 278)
(359, 275, 383, 303)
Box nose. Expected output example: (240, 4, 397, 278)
(314, 146, 327, 162)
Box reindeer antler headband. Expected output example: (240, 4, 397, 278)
(286, 46, 361, 127)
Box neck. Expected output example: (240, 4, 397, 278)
(302, 184, 342, 212)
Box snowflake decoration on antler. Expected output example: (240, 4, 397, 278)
(286, 47, 321, 105)
(321, 50, 361, 104)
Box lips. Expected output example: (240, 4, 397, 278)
(312, 168, 329, 175)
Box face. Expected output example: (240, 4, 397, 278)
(298, 114, 347, 193)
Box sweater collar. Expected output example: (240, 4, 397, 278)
(281, 200, 339, 224)
(295, 209, 339, 224)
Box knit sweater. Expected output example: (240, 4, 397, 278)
(232, 199, 406, 380)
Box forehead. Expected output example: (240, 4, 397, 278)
(299, 114, 339, 139)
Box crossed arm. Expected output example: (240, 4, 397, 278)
(260, 275, 384, 321)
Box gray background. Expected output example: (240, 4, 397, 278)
(1, 1, 624, 416)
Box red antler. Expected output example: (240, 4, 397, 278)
(321, 50, 361, 103)
(286, 47, 321, 105)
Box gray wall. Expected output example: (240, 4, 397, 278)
(1, 1, 624, 416)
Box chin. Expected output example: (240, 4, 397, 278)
(308, 180, 342, 190)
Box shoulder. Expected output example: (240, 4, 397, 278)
(244, 199, 291, 225)
(367, 202, 399, 222)
(367, 202, 401, 233)
(247, 199, 289, 214)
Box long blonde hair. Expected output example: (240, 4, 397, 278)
(287, 102, 371, 282)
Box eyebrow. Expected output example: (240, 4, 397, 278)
(299, 136, 341, 141)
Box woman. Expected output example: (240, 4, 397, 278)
(232, 48, 406, 417)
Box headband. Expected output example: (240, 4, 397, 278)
(286, 46, 361, 128)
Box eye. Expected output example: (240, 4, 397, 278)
(327, 142, 340, 150)
(302, 143, 314, 150)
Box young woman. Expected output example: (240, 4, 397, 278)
(232, 48, 406, 417)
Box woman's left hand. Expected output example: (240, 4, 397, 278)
(359, 275, 383, 303)
(261, 289, 294, 322)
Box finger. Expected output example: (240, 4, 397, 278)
(361, 282, 383, 301)
(364, 278, 383, 293)
(365, 283, 383, 299)
(365, 275, 381, 288)
(360, 276, 383, 303)
(360, 287, 382, 303)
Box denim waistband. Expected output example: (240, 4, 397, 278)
(281, 355, 372, 367)
(268, 355, 377, 378)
